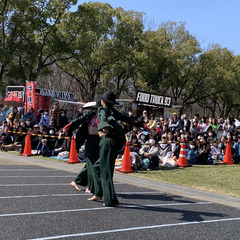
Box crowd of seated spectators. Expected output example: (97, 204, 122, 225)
(1, 104, 240, 170)
(0, 103, 71, 158)
(121, 110, 240, 171)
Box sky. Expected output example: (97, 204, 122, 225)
(74, 0, 240, 55)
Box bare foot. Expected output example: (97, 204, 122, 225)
(70, 181, 81, 191)
(85, 188, 91, 193)
(88, 195, 102, 201)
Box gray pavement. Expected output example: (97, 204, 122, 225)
(1, 154, 240, 240)
(1, 152, 240, 209)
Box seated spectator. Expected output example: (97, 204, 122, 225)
(0, 104, 6, 125)
(11, 119, 20, 132)
(197, 135, 211, 164)
(139, 133, 160, 170)
(158, 134, 172, 161)
(52, 130, 70, 156)
(232, 135, 240, 164)
(8, 107, 20, 128)
(25, 118, 33, 131)
(23, 107, 36, 126)
(128, 131, 141, 171)
(186, 140, 198, 164)
(218, 135, 226, 160)
(210, 139, 221, 164)
(39, 109, 50, 127)
(38, 139, 52, 156)
(137, 130, 149, 145)
(0, 126, 14, 151)
(2, 126, 26, 152)
(29, 125, 42, 150)
(0, 120, 8, 137)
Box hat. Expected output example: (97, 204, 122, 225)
(33, 124, 40, 128)
(100, 91, 119, 105)
(162, 134, 167, 138)
(83, 101, 97, 109)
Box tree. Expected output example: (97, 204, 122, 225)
(0, 0, 77, 91)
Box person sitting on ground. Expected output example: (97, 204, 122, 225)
(232, 135, 240, 164)
(0, 120, 8, 137)
(139, 133, 160, 170)
(158, 134, 177, 168)
(186, 140, 199, 165)
(23, 107, 36, 127)
(197, 135, 211, 164)
(0, 126, 14, 151)
(0, 104, 6, 125)
(25, 118, 33, 131)
(52, 130, 70, 156)
(39, 109, 50, 128)
(127, 131, 141, 171)
(8, 107, 21, 128)
(210, 139, 221, 164)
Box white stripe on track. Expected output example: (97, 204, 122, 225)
(0, 192, 160, 199)
(0, 184, 69, 186)
(27, 217, 240, 240)
(0, 176, 75, 178)
(0, 169, 59, 171)
(0, 202, 211, 218)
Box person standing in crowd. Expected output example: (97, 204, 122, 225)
(64, 101, 100, 194)
(8, 107, 21, 127)
(0, 104, 6, 125)
(59, 111, 69, 129)
(179, 114, 191, 132)
(89, 91, 137, 207)
(76, 106, 84, 118)
(168, 112, 180, 134)
(49, 102, 61, 130)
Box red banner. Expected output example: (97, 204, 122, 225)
(35, 93, 50, 120)
(25, 82, 36, 114)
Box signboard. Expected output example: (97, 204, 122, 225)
(6, 86, 25, 101)
(135, 91, 172, 108)
(39, 88, 76, 101)
(25, 82, 36, 113)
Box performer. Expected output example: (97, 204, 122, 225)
(63, 101, 100, 194)
(89, 91, 138, 207)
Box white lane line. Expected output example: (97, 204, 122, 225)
(0, 184, 69, 186)
(0, 183, 122, 187)
(0, 175, 75, 178)
(0, 170, 59, 171)
(0, 192, 160, 199)
(0, 202, 211, 217)
(26, 217, 240, 240)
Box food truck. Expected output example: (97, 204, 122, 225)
(6, 82, 84, 121)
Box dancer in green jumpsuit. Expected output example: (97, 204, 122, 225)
(64, 102, 99, 194)
(88, 91, 138, 207)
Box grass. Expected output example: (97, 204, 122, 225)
(131, 164, 240, 198)
(4, 151, 240, 198)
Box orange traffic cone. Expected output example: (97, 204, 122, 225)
(119, 142, 133, 173)
(223, 139, 234, 165)
(65, 136, 80, 164)
(22, 131, 32, 156)
(177, 139, 189, 167)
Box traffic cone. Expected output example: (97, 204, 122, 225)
(177, 139, 189, 167)
(223, 139, 234, 165)
(65, 136, 80, 164)
(22, 131, 32, 156)
(119, 142, 133, 173)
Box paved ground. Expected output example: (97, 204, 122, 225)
(0, 153, 240, 239)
